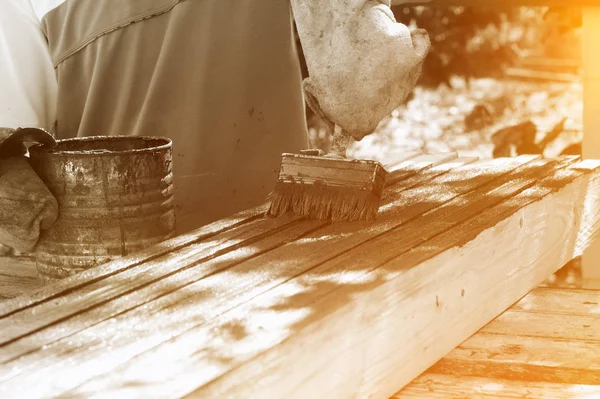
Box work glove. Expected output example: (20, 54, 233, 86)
(0, 127, 58, 253)
(292, 0, 431, 140)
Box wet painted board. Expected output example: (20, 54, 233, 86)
(395, 287, 600, 398)
(1, 154, 600, 399)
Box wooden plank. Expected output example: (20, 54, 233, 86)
(0, 155, 455, 359)
(395, 373, 600, 399)
(40, 157, 590, 399)
(582, 8, 600, 288)
(430, 333, 600, 384)
(386, 151, 422, 171)
(512, 287, 600, 316)
(75, 157, 600, 396)
(0, 153, 436, 348)
(385, 153, 461, 186)
(314, 159, 591, 399)
(0, 204, 269, 317)
(0, 151, 422, 316)
(0, 215, 313, 346)
(0, 156, 472, 390)
(0, 155, 472, 392)
(396, 287, 600, 397)
(2, 156, 597, 399)
(0, 218, 329, 363)
(483, 311, 600, 341)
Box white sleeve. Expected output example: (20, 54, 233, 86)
(0, 0, 57, 132)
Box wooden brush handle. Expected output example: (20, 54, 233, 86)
(327, 125, 350, 159)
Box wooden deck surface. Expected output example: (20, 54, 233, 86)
(396, 287, 600, 398)
(1, 153, 600, 398)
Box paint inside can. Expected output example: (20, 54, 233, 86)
(29, 136, 176, 283)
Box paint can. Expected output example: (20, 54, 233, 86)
(29, 136, 176, 282)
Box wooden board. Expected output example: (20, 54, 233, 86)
(0, 153, 424, 307)
(582, 8, 600, 288)
(1, 155, 599, 399)
(395, 287, 600, 398)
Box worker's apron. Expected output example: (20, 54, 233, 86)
(42, 0, 309, 233)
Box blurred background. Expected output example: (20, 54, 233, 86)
(297, 5, 584, 287)
(298, 6, 583, 159)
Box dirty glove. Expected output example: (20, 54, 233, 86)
(291, 0, 431, 140)
(0, 127, 58, 252)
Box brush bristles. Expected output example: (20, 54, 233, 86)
(266, 182, 381, 221)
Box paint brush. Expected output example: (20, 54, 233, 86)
(266, 125, 388, 221)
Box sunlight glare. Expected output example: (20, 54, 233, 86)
(480, 382, 505, 392)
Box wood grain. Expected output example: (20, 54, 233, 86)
(512, 287, 600, 316)
(0, 153, 431, 350)
(395, 373, 600, 399)
(52, 158, 587, 399)
(0, 204, 269, 317)
(582, 8, 600, 288)
(0, 154, 470, 395)
(1, 156, 599, 399)
(432, 333, 600, 384)
(396, 287, 600, 397)
(0, 215, 307, 347)
(0, 152, 423, 315)
(483, 311, 600, 341)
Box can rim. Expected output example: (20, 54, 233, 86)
(29, 135, 172, 157)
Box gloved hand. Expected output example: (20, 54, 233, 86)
(0, 127, 58, 252)
(291, 0, 431, 141)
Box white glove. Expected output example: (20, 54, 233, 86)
(292, 0, 431, 140)
(0, 128, 58, 252)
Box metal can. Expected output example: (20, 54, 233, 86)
(29, 136, 176, 282)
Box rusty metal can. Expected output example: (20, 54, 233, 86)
(29, 136, 176, 282)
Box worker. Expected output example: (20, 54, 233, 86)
(0, 0, 429, 253)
